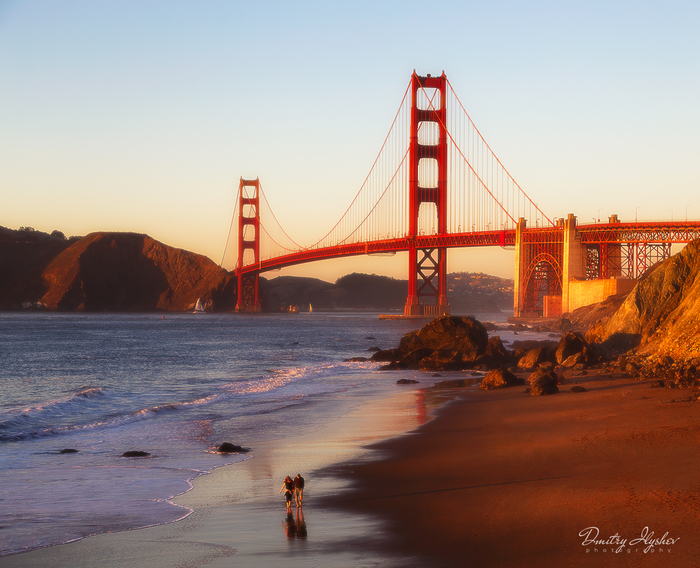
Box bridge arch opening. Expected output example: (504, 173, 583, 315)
(522, 253, 562, 315)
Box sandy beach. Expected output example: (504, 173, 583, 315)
(3, 369, 698, 567)
(328, 369, 700, 567)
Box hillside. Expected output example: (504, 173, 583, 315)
(448, 272, 513, 312)
(587, 239, 700, 360)
(261, 273, 406, 311)
(0, 227, 76, 309)
(262, 271, 514, 313)
(0, 227, 236, 312)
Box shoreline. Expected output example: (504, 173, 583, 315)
(0, 377, 450, 567)
(325, 369, 700, 567)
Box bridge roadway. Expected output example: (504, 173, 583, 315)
(237, 230, 515, 274)
(237, 220, 700, 276)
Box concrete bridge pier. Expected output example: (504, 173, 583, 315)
(561, 213, 586, 315)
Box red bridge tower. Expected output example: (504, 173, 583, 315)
(404, 72, 450, 316)
(236, 178, 261, 312)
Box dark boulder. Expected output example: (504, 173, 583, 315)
(218, 442, 249, 453)
(561, 352, 584, 368)
(398, 316, 488, 363)
(375, 316, 495, 371)
(394, 347, 436, 369)
(370, 348, 401, 362)
(418, 348, 466, 372)
(396, 378, 420, 385)
(517, 346, 552, 370)
(569, 385, 588, 393)
(479, 368, 525, 390)
(594, 332, 641, 358)
(477, 336, 511, 367)
(122, 450, 151, 458)
(555, 332, 589, 365)
(527, 369, 559, 396)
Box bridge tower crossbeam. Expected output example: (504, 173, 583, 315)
(404, 72, 450, 316)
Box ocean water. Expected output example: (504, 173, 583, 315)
(0, 311, 527, 558)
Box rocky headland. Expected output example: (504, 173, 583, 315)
(0, 227, 236, 312)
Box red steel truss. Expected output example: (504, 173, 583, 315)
(518, 227, 564, 315)
(578, 222, 700, 245)
(585, 242, 672, 279)
(578, 222, 696, 279)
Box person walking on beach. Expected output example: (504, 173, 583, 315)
(280, 476, 294, 511)
(294, 473, 305, 507)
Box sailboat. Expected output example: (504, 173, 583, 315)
(192, 298, 206, 313)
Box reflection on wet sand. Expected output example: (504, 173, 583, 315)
(283, 507, 308, 540)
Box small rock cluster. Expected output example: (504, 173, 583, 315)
(372, 317, 595, 396)
(607, 354, 700, 389)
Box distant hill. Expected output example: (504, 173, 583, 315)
(262, 271, 513, 314)
(448, 272, 513, 313)
(261, 273, 406, 311)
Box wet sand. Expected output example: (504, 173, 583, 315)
(0, 383, 439, 568)
(328, 370, 700, 567)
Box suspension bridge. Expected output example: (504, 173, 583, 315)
(223, 71, 700, 317)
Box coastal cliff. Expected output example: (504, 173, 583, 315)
(0, 228, 236, 312)
(41, 232, 237, 312)
(586, 239, 700, 361)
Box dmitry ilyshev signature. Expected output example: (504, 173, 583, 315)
(579, 526, 679, 553)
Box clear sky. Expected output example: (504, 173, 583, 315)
(1, 0, 698, 281)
